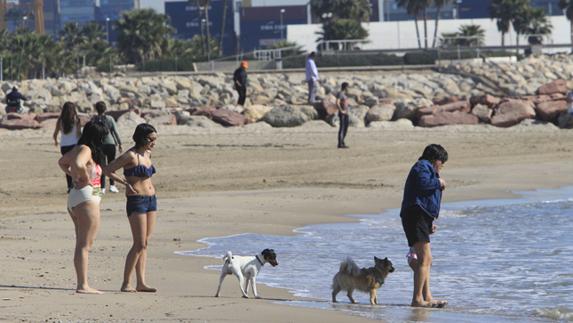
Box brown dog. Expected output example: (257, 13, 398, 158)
(331, 257, 395, 305)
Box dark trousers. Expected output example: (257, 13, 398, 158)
(338, 113, 349, 147)
(101, 144, 117, 189)
(236, 86, 247, 106)
(60, 145, 75, 191)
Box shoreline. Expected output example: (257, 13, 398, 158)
(182, 184, 573, 311)
(1, 127, 572, 322)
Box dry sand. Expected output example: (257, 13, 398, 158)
(1, 123, 572, 322)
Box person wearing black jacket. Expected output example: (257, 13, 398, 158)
(233, 61, 249, 106)
(5, 86, 27, 113)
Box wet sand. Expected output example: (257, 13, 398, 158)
(0, 124, 572, 322)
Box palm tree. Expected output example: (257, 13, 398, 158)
(432, 0, 452, 48)
(116, 9, 173, 64)
(526, 8, 553, 45)
(311, 0, 371, 48)
(397, 0, 428, 48)
(559, 0, 573, 52)
(458, 24, 485, 47)
(490, 0, 514, 47)
(511, 0, 534, 52)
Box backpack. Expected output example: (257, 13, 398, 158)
(92, 115, 112, 134)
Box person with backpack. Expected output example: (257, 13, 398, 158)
(93, 101, 122, 194)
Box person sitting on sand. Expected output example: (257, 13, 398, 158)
(400, 144, 448, 308)
(103, 123, 158, 293)
(58, 120, 108, 294)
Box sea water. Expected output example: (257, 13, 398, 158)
(177, 187, 573, 322)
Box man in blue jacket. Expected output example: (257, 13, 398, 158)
(400, 144, 448, 308)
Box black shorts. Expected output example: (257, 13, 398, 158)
(401, 206, 434, 247)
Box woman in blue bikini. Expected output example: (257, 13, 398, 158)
(104, 123, 158, 292)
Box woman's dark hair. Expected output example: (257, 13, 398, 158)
(77, 120, 108, 165)
(132, 123, 157, 148)
(419, 144, 448, 163)
(341, 82, 349, 90)
(95, 101, 107, 115)
(59, 102, 78, 134)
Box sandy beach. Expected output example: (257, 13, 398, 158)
(1, 123, 572, 322)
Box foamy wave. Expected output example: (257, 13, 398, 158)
(534, 307, 573, 321)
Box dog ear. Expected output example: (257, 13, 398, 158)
(384, 257, 388, 261)
(374, 256, 380, 261)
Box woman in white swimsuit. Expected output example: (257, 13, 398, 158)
(58, 121, 108, 294)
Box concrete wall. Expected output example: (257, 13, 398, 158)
(287, 16, 572, 52)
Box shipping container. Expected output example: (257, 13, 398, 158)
(165, 0, 235, 55)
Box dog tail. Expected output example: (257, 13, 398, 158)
(223, 251, 233, 264)
(339, 257, 361, 276)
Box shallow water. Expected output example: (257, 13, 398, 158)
(177, 187, 573, 322)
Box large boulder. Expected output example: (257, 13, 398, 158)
(316, 95, 339, 119)
(243, 105, 272, 123)
(491, 100, 536, 127)
(469, 94, 500, 108)
(418, 111, 479, 127)
(211, 108, 246, 127)
(537, 79, 568, 95)
(535, 100, 567, 122)
(0, 113, 41, 130)
(263, 105, 309, 127)
(117, 111, 146, 129)
(366, 103, 395, 123)
(471, 104, 493, 123)
(183, 115, 222, 128)
(349, 105, 369, 127)
(369, 118, 414, 129)
(417, 100, 470, 117)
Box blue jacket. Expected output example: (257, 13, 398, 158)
(400, 159, 442, 219)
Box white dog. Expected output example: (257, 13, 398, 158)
(214, 248, 278, 298)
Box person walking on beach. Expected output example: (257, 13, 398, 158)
(400, 144, 448, 308)
(92, 101, 123, 194)
(336, 82, 350, 149)
(233, 60, 249, 106)
(53, 102, 82, 193)
(103, 123, 158, 293)
(58, 121, 108, 294)
(305, 52, 319, 104)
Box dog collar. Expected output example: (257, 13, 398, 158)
(255, 255, 264, 266)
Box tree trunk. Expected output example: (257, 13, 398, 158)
(501, 31, 505, 47)
(415, 16, 421, 49)
(516, 33, 519, 56)
(570, 20, 573, 53)
(423, 8, 428, 49)
(432, 6, 442, 48)
(219, 0, 227, 56)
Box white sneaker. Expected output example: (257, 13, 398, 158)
(101, 188, 106, 194)
(109, 185, 119, 193)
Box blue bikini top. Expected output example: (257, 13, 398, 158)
(124, 152, 156, 178)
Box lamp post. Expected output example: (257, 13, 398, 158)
(321, 12, 333, 51)
(105, 17, 110, 43)
(280, 8, 285, 40)
(22, 16, 28, 30)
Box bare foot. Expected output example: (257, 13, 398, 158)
(411, 300, 447, 308)
(136, 285, 157, 293)
(429, 300, 448, 308)
(76, 287, 103, 295)
(121, 283, 136, 292)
